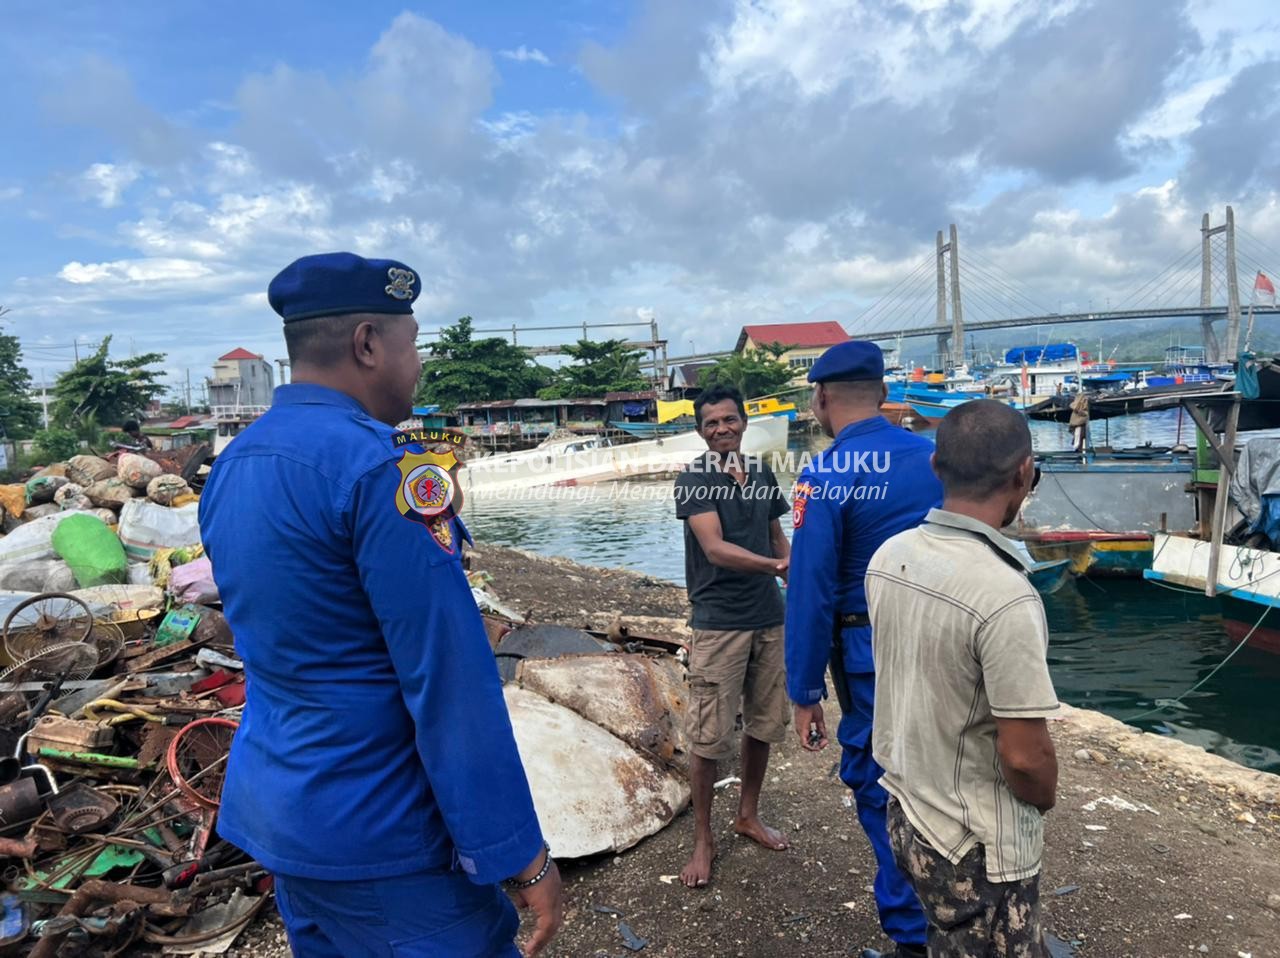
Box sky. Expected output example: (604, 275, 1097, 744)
(4, 0, 1280, 396)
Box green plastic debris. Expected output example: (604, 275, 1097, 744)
(36, 748, 140, 769)
(16, 845, 144, 891)
(154, 604, 202, 648)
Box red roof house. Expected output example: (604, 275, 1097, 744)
(218, 347, 263, 361)
(735, 322, 849, 352)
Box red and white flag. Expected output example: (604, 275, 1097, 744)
(1255, 271, 1276, 306)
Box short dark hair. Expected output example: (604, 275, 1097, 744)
(694, 384, 747, 428)
(283, 312, 394, 367)
(122, 420, 140, 433)
(933, 400, 1032, 499)
(819, 379, 882, 403)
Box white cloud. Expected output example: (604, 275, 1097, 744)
(58, 257, 213, 285)
(0, 187, 20, 201)
(79, 162, 141, 207)
(500, 45, 552, 66)
(10, 4, 1280, 378)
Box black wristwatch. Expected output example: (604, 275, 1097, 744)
(504, 841, 553, 890)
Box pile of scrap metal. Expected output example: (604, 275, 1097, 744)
(0, 447, 258, 954)
(475, 583, 693, 860)
(0, 588, 260, 955)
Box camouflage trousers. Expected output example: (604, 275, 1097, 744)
(887, 798, 1047, 958)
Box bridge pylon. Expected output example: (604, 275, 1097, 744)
(1200, 207, 1242, 361)
(934, 224, 965, 367)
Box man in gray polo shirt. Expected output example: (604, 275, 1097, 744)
(867, 400, 1058, 956)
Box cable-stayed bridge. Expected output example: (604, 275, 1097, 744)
(850, 207, 1280, 364)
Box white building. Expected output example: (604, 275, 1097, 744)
(208, 347, 274, 410)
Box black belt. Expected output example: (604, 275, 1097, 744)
(838, 612, 870, 628)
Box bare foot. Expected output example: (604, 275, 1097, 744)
(679, 838, 716, 888)
(734, 815, 790, 850)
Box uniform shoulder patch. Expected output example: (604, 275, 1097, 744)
(395, 449, 457, 524)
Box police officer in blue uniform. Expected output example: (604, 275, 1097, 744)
(784, 341, 941, 958)
(200, 252, 563, 958)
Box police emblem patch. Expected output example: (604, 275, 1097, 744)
(395, 449, 456, 523)
(385, 267, 417, 301)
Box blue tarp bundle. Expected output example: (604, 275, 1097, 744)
(1004, 343, 1078, 365)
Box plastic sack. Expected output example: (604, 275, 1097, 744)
(25, 475, 67, 505)
(117, 500, 201, 562)
(0, 512, 81, 564)
(71, 583, 164, 612)
(67, 455, 115, 487)
(169, 557, 218, 604)
(147, 474, 192, 506)
(23, 503, 60, 520)
(0, 559, 77, 593)
(54, 483, 91, 511)
(0, 485, 24, 519)
(88, 508, 118, 526)
(118, 453, 162, 490)
(51, 513, 129, 588)
(148, 545, 205, 590)
(85, 478, 135, 510)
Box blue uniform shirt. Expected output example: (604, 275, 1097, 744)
(785, 416, 943, 705)
(200, 384, 543, 884)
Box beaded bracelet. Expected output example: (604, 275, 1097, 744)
(504, 842, 553, 890)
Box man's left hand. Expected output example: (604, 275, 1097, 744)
(794, 703, 828, 751)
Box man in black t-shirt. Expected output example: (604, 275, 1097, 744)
(673, 384, 791, 888)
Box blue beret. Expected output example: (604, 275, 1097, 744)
(268, 252, 420, 323)
(808, 340, 885, 383)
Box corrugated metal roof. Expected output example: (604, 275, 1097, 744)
(736, 322, 849, 351)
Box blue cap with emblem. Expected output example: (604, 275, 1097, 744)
(807, 340, 885, 384)
(268, 252, 420, 323)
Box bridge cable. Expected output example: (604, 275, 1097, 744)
(853, 252, 938, 319)
(959, 247, 1054, 315)
(850, 254, 939, 332)
(958, 258, 1051, 318)
(1113, 244, 1202, 310)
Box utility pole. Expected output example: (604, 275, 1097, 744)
(41, 370, 49, 430)
(184, 368, 192, 414)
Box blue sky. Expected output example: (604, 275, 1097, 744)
(4, 0, 1280, 396)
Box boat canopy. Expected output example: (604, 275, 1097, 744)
(1004, 343, 1078, 365)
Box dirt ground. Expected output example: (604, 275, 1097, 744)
(230, 545, 1280, 958)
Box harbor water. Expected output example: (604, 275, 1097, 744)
(465, 410, 1280, 774)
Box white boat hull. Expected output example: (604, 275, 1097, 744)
(462, 415, 790, 494)
(1146, 534, 1280, 606)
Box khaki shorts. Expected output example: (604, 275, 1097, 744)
(686, 625, 789, 761)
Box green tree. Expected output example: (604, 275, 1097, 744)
(33, 428, 80, 462)
(699, 342, 795, 398)
(537, 339, 649, 399)
(416, 317, 549, 410)
(51, 336, 167, 430)
(0, 326, 41, 440)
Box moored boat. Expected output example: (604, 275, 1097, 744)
(463, 415, 790, 494)
(1011, 448, 1197, 577)
(1146, 535, 1280, 655)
